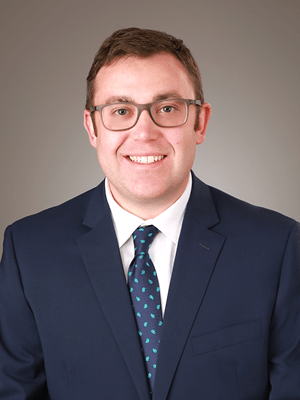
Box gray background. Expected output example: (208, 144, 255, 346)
(1, 0, 299, 251)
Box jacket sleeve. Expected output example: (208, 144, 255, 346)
(0, 226, 49, 399)
(268, 221, 300, 399)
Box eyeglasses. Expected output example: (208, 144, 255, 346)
(90, 99, 201, 131)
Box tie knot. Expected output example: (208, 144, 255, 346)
(133, 225, 158, 255)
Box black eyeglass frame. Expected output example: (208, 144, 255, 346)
(89, 99, 202, 131)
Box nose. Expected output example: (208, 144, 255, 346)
(130, 109, 160, 141)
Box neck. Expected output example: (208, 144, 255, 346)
(108, 180, 189, 220)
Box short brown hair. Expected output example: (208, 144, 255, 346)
(85, 27, 204, 111)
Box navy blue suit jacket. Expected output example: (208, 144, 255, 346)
(1, 174, 300, 399)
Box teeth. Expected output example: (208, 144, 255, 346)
(129, 155, 165, 164)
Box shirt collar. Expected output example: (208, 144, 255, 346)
(105, 173, 192, 248)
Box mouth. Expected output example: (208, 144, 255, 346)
(128, 155, 166, 164)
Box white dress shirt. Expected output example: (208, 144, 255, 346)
(105, 173, 192, 317)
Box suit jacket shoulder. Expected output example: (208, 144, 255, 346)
(208, 183, 296, 227)
(8, 182, 108, 249)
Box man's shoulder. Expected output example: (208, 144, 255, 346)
(191, 174, 297, 234)
(9, 182, 105, 239)
(208, 184, 297, 235)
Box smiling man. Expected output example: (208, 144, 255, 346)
(0, 28, 300, 400)
(84, 53, 210, 219)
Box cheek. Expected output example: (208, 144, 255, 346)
(174, 134, 197, 153)
(96, 132, 124, 156)
(175, 136, 197, 167)
(95, 137, 114, 169)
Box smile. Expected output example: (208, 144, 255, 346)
(128, 155, 166, 164)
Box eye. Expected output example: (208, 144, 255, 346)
(108, 104, 135, 118)
(155, 100, 180, 115)
(161, 105, 174, 113)
(114, 108, 129, 116)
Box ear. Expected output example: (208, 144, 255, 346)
(83, 109, 97, 148)
(195, 102, 211, 145)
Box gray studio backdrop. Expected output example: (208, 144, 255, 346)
(1, 0, 299, 252)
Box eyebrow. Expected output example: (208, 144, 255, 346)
(153, 92, 183, 102)
(104, 92, 184, 105)
(104, 96, 134, 104)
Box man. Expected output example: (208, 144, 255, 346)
(0, 27, 299, 400)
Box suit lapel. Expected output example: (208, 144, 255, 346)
(153, 175, 225, 400)
(77, 183, 151, 400)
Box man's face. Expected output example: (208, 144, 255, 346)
(84, 53, 211, 218)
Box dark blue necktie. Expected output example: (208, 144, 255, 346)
(128, 225, 163, 392)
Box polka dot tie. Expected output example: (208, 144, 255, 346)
(128, 225, 163, 392)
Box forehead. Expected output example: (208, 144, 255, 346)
(93, 53, 195, 103)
